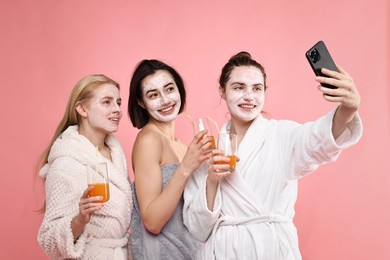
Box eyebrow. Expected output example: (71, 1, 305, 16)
(101, 96, 121, 101)
(145, 82, 174, 95)
(231, 82, 264, 87)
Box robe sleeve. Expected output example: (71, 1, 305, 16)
(183, 163, 221, 243)
(284, 107, 363, 180)
(37, 158, 91, 259)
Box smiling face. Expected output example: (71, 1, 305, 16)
(221, 66, 265, 123)
(80, 83, 122, 135)
(139, 70, 181, 123)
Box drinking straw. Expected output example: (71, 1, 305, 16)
(96, 145, 99, 174)
(206, 116, 220, 134)
(184, 114, 197, 135)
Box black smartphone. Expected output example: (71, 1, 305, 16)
(305, 40, 338, 89)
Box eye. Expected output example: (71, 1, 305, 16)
(147, 92, 159, 99)
(254, 86, 263, 92)
(117, 100, 122, 107)
(166, 86, 175, 93)
(232, 84, 243, 90)
(103, 99, 111, 105)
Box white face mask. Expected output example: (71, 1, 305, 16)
(222, 66, 265, 122)
(140, 70, 181, 123)
(84, 84, 122, 134)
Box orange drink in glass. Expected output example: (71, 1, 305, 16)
(197, 118, 216, 149)
(86, 162, 110, 202)
(216, 133, 238, 172)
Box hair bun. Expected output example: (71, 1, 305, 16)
(219, 51, 267, 89)
(229, 51, 252, 62)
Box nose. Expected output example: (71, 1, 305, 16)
(242, 90, 254, 101)
(113, 102, 122, 113)
(159, 94, 170, 106)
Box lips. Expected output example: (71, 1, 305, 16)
(158, 104, 175, 113)
(239, 104, 256, 109)
(109, 117, 120, 123)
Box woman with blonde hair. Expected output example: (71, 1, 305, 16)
(37, 74, 132, 259)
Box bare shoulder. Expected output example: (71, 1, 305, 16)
(132, 128, 163, 166)
(134, 128, 163, 149)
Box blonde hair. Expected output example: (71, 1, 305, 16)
(35, 74, 119, 212)
(36, 74, 120, 177)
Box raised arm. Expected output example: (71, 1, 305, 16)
(133, 130, 211, 234)
(315, 65, 361, 139)
(206, 149, 231, 210)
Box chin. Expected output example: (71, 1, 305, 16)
(231, 112, 258, 122)
(107, 127, 119, 134)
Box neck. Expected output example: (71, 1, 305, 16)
(148, 119, 176, 141)
(230, 117, 255, 145)
(78, 124, 107, 149)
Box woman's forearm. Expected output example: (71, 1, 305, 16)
(205, 176, 219, 211)
(71, 215, 87, 242)
(141, 165, 190, 234)
(332, 105, 357, 139)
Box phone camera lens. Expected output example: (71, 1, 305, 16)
(310, 49, 320, 63)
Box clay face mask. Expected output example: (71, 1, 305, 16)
(141, 70, 181, 123)
(84, 84, 122, 134)
(224, 66, 265, 122)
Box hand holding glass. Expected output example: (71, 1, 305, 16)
(193, 117, 216, 149)
(86, 162, 110, 202)
(216, 133, 237, 172)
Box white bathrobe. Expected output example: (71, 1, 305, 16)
(38, 125, 133, 259)
(183, 108, 362, 260)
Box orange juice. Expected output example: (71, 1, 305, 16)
(215, 155, 237, 172)
(208, 135, 216, 149)
(198, 134, 216, 150)
(88, 183, 110, 202)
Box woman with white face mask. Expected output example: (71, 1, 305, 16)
(183, 51, 363, 259)
(37, 75, 133, 259)
(128, 59, 212, 259)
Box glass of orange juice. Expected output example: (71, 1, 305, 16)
(195, 117, 216, 149)
(216, 133, 238, 172)
(86, 162, 110, 202)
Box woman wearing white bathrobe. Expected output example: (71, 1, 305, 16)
(37, 75, 133, 259)
(183, 51, 363, 259)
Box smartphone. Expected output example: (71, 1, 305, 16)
(305, 40, 338, 89)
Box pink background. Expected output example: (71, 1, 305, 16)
(1, 0, 389, 259)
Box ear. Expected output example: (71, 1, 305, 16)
(76, 103, 88, 118)
(219, 86, 226, 100)
(137, 99, 145, 109)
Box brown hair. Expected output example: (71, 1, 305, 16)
(128, 59, 186, 129)
(219, 51, 267, 92)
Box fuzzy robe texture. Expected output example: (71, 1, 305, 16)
(184, 108, 363, 260)
(37, 125, 133, 260)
